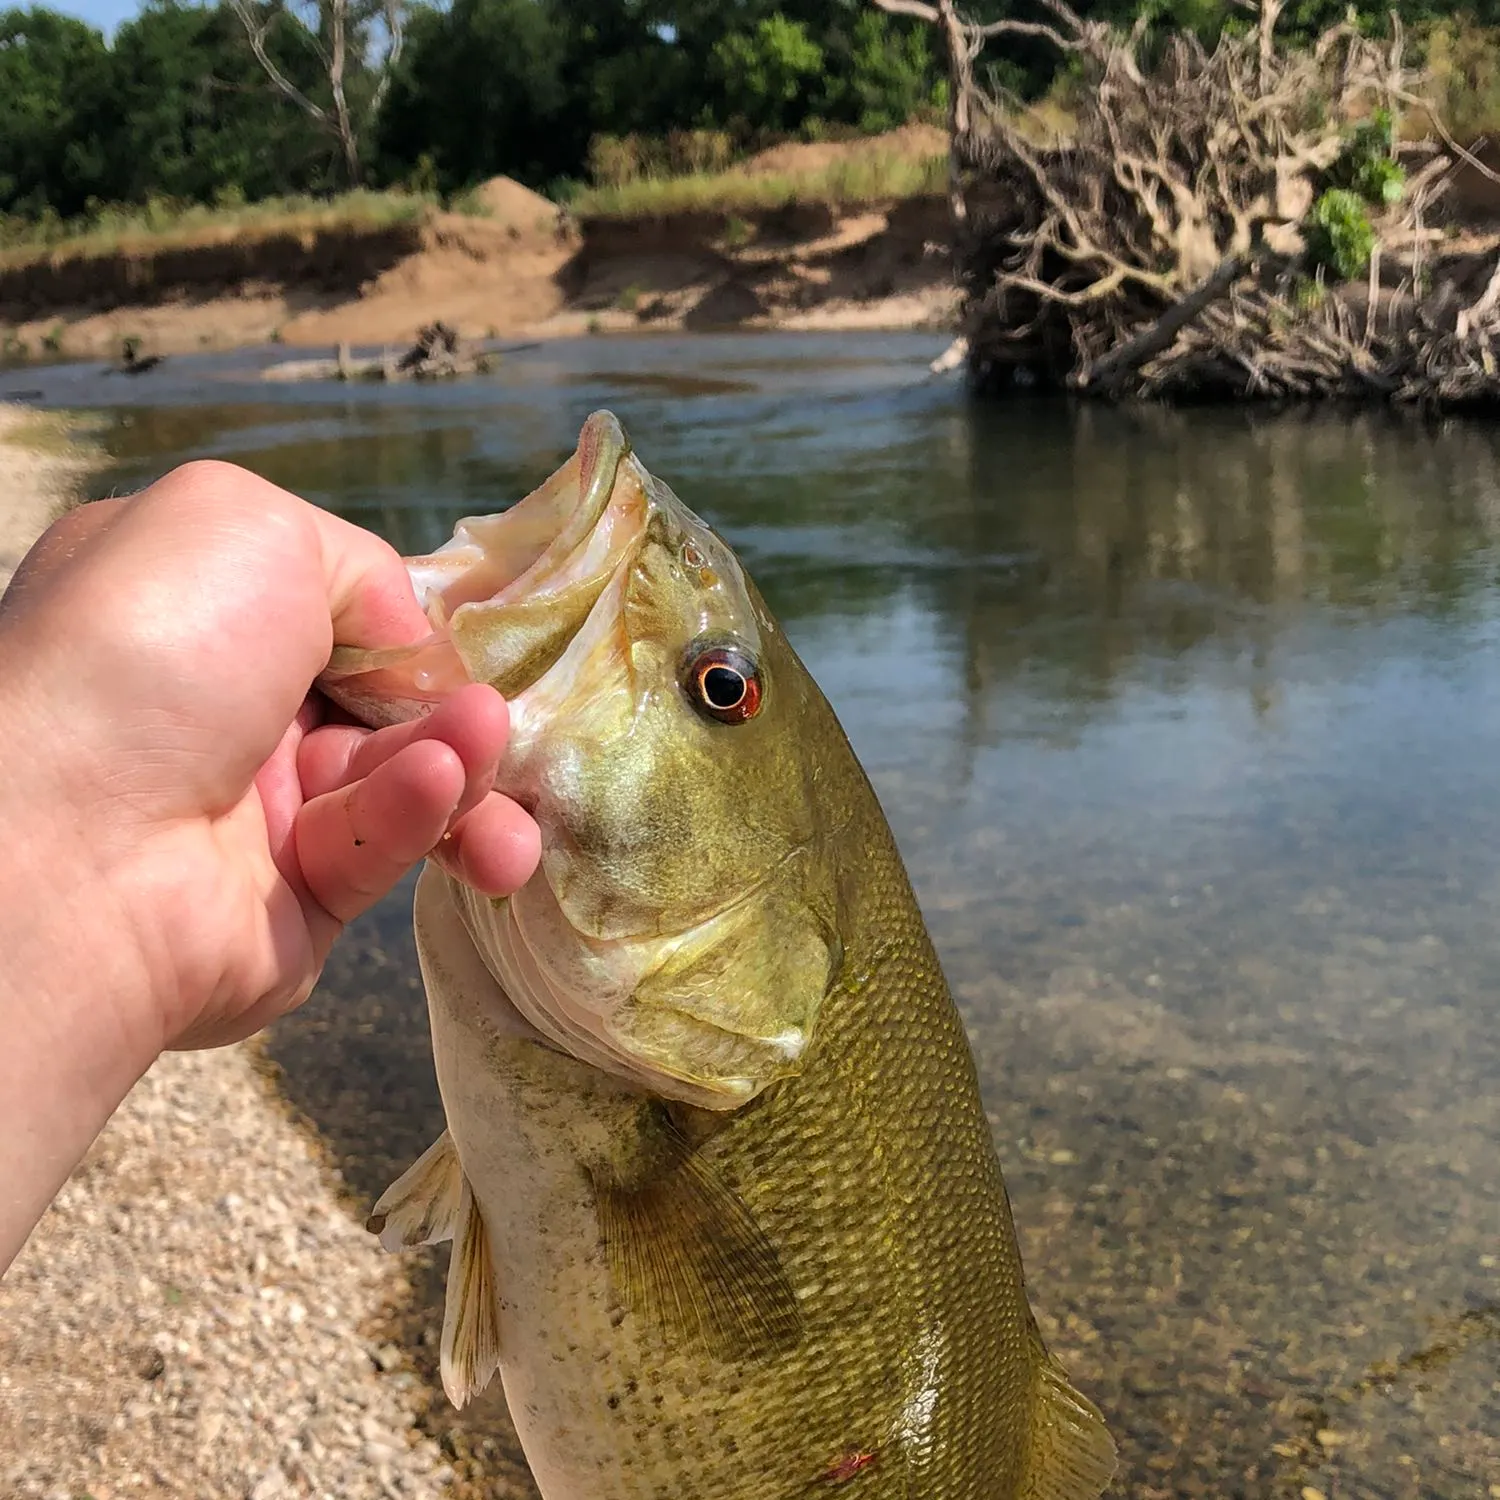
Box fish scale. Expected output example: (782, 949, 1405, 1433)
(327, 413, 1115, 1500)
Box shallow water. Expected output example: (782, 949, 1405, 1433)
(11, 333, 1496, 1498)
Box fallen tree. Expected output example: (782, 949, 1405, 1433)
(876, 0, 1500, 406)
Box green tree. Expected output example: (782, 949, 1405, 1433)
(0, 7, 109, 216)
(825, 8, 938, 131)
(550, 0, 692, 142)
(673, 0, 939, 136)
(84, 1, 330, 205)
(229, 0, 408, 184)
(711, 14, 825, 131)
(376, 0, 570, 190)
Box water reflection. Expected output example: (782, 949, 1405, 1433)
(915, 406, 1500, 757)
(55, 336, 1500, 1499)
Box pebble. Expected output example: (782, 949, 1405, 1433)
(0, 1047, 452, 1498)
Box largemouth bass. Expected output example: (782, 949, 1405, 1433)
(322, 413, 1115, 1500)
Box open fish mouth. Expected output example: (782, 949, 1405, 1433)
(321, 411, 821, 1111)
(321, 412, 768, 1107)
(320, 411, 649, 731)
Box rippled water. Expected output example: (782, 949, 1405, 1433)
(16, 332, 1496, 1498)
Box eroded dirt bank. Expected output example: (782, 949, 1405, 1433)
(0, 192, 956, 364)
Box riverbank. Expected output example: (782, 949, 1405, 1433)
(0, 406, 102, 589)
(0, 132, 957, 364)
(0, 415, 464, 1499)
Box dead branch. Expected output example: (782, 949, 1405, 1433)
(229, 0, 328, 125)
(231, 0, 407, 185)
(872, 0, 1500, 407)
(1080, 254, 1250, 391)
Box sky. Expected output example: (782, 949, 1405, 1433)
(47, 0, 146, 33)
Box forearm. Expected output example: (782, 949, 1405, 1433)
(0, 694, 164, 1273)
(0, 974, 159, 1275)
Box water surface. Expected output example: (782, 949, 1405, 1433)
(12, 333, 1495, 1499)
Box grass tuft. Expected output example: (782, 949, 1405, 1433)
(570, 147, 944, 219)
(0, 189, 448, 270)
(0, 128, 947, 269)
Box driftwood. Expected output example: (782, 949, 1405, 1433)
(879, 0, 1500, 406)
(263, 323, 504, 383)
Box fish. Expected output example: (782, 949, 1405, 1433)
(320, 412, 1116, 1500)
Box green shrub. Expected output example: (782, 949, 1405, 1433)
(1305, 189, 1376, 280)
(1353, 153, 1405, 205)
(1329, 109, 1404, 207)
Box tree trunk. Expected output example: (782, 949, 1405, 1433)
(937, 0, 971, 233)
(869, 0, 974, 248)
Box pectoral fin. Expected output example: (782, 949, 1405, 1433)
(440, 1180, 503, 1409)
(593, 1137, 802, 1365)
(1019, 1346, 1117, 1500)
(366, 1130, 463, 1252)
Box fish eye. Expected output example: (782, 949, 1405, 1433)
(683, 644, 762, 725)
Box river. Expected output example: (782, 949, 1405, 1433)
(7, 331, 1495, 1499)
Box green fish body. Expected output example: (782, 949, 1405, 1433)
(326, 413, 1115, 1500)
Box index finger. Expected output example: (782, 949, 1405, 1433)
(144, 461, 432, 655)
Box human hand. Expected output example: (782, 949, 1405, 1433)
(0, 460, 541, 1054)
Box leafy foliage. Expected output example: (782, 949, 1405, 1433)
(1328, 108, 1405, 205)
(831, 9, 940, 131)
(1300, 105, 1402, 277)
(711, 15, 826, 131)
(9, 0, 1500, 227)
(1305, 187, 1377, 278)
(0, 0, 949, 216)
(375, 0, 570, 192)
(91, 1, 331, 202)
(1354, 152, 1406, 204)
(0, 7, 109, 217)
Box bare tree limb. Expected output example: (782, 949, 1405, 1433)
(869, 0, 939, 19)
(232, 0, 407, 185)
(370, 0, 405, 117)
(1079, 255, 1250, 389)
(881, 0, 1500, 406)
(229, 0, 327, 123)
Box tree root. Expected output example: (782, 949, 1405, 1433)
(888, 0, 1500, 407)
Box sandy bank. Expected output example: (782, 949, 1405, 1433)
(0, 407, 102, 590)
(1, 191, 956, 365)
